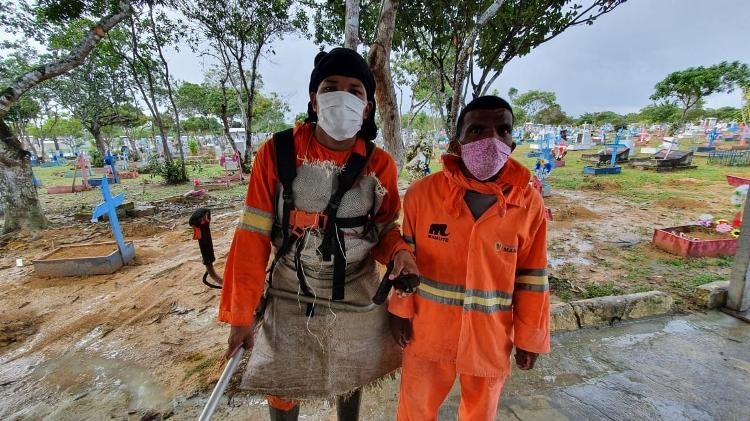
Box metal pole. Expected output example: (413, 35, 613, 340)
(198, 347, 245, 421)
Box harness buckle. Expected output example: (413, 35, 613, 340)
(290, 209, 327, 235)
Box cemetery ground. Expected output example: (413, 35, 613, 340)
(1, 140, 750, 419)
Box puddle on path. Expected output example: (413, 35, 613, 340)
(30, 351, 172, 411)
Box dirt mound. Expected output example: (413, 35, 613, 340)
(0, 312, 41, 351)
(552, 205, 600, 222)
(580, 178, 622, 191)
(653, 197, 704, 209)
(665, 178, 704, 187)
(121, 222, 172, 238)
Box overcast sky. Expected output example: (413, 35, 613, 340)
(163, 0, 749, 120)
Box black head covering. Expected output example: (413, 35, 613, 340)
(305, 47, 378, 141)
(455, 95, 514, 137)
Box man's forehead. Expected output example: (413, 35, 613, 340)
(463, 108, 512, 124)
(464, 108, 511, 120)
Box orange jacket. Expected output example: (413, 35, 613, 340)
(389, 154, 550, 378)
(219, 123, 408, 326)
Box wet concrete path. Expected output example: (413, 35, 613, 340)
(193, 311, 750, 420)
(492, 311, 750, 421)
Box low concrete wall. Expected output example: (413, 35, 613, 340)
(551, 291, 674, 332)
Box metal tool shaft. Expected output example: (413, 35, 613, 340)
(198, 347, 245, 421)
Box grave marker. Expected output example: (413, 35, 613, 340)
(91, 177, 135, 264)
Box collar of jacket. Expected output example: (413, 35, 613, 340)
(441, 154, 532, 218)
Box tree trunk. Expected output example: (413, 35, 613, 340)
(0, 120, 47, 234)
(53, 136, 60, 151)
(447, 0, 505, 139)
(89, 123, 106, 156)
(218, 78, 244, 171)
(0, 1, 134, 117)
(344, 0, 360, 49)
(148, 4, 186, 180)
(241, 47, 263, 169)
(368, 0, 404, 171)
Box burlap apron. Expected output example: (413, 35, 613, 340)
(239, 162, 402, 400)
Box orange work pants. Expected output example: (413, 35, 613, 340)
(268, 395, 298, 411)
(396, 353, 506, 421)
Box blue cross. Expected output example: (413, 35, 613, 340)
(604, 130, 628, 167)
(91, 177, 127, 255)
(104, 150, 120, 183)
(708, 127, 719, 147)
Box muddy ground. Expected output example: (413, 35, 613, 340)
(1, 157, 748, 419)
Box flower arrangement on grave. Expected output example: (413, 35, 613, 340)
(533, 158, 553, 197)
(691, 184, 748, 238)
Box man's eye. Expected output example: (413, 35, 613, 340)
(350, 89, 363, 96)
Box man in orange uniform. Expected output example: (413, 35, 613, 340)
(390, 95, 550, 420)
(220, 48, 417, 420)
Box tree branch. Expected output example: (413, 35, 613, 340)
(0, 0, 134, 119)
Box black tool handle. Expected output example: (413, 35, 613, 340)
(373, 261, 395, 305)
(198, 224, 216, 265)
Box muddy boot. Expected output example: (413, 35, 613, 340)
(336, 388, 362, 421)
(269, 405, 299, 421)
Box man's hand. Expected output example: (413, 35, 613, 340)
(514, 348, 539, 370)
(225, 324, 255, 360)
(389, 314, 412, 348)
(390, 250, 419, 297)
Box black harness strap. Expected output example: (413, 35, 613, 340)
(269, 127, 376, 310)
(319, 140, 376, 301)
(267, 128, 297, 289)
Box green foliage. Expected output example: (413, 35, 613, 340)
(187, 138, 199, 155)
(182, 116, 221, 135)
(583, 283, 622, 299)
(576, 110, 627, 128)
(88, 141, 104, 167)
(146, 155, 188, 184)
(651, 61, 750, 121)
(637, 102, 681, 124)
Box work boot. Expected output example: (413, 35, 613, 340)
(336, 388, 362, 421)
(269, 405, 299, 421)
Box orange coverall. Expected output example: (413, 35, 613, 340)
(389, 154, 550, 420)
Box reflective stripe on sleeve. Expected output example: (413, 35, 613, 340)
(515, 268, 549, 292)
(238, 206, 274, 236)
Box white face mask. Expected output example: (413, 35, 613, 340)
(315, 91, 367, 141)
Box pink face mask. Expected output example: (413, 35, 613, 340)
(460, 137, 512, 181)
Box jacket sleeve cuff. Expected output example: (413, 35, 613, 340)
(387, 294, 414, 319)
(513, 318, 550, 354)
(218, 309, 255, 327)
(372, 228, 409, 264)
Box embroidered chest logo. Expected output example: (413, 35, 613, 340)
(495, 241, 518, 253)
(427, 224, 450, 242)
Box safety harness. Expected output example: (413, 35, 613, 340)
(268, 128, 376, 315)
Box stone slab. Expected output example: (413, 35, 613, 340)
(33, 241, 135, 277)
(126, 205, 156, 218)
(550, 303, 579, 332)
(694, 281, 729, 309)
(570, 291, 674, 328)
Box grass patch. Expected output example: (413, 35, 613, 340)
(583, 283, 622, 298)
(670, 273, 726, 293)
(657, 256, 734, 269)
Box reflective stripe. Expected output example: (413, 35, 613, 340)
(464, 291, 513, 313)
(417, 276, 512, 313)
(515, 268, 549, 292)
(238, 206, 274, 236)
